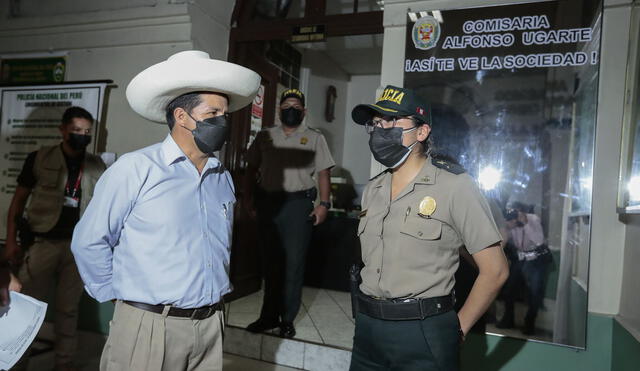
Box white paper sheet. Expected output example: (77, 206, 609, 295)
(0, 292, 47, 371)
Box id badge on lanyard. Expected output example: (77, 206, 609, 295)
(64, 167, 83, 208)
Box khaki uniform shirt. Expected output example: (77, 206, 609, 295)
(358, 158, 502, 299)
(247, 124, 335, 192)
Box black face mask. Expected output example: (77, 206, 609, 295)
(67, 133, 91, 151)
(368, 126, 418, 168)
(186, 114, 229, 154)
(280, 107, 303, 127)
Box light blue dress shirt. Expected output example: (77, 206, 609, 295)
(71, 134, 235, 308)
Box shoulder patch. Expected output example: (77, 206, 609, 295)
(432, 157, 466, 175)
(369, 168, 391, 181)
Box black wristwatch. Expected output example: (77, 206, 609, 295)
(319, 201, 331, 209)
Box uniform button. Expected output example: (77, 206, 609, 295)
(418, 231, 423, 237)
(376, 268, 380, 273)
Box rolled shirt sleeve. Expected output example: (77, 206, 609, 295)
(314, 134, 335, 172)
(449, 174, 502, 254)
(71, 154, 140, 302)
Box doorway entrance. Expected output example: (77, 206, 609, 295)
(223, 0, 383, 352)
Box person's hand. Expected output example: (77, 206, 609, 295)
(3, 239, 23, 267)
(9, 273, 21, 293)
(309, 205, 328, 226)
(457, 314, 468, 345)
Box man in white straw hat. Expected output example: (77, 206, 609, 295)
(71, 50, 260, 371)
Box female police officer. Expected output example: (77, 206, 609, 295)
(349, 85, 509, 371)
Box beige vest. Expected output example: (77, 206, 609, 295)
(26, 144, 105, 233)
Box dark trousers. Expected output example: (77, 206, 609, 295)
(350, 310, 460, 371)
(257, 192, 314, 323)
(502, 257, 549, 326)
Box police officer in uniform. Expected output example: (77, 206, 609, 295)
(244, 89, 335, 338)
(349, 86, 509, 370)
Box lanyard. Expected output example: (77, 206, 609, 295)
(65, 165, 83, 199)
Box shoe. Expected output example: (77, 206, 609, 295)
(495, 317, 514, 329)
(279, 322, 296, 338)
(246, 318, 280, 333)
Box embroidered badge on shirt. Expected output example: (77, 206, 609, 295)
(300, 137, 308, 145)
(419, 196, 437, 216)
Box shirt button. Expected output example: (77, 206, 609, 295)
(418, 231, 423, 237)
(377, 268, 380, 273)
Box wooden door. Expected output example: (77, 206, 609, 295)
(224, 42, 279, 301)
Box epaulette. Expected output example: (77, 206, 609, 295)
(369, 168, 391, 181)
(432, 157, 466, 175)
(307, 126, 322, 134)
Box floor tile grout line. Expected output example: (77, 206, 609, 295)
(327, 288, 354, 324)
(306, 289, 327, 344)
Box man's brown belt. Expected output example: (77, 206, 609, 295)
(355, 290, 455, 321)
(124, 300, 223, 320)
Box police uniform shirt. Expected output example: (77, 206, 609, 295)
(358, 158, 502, 300)
(247, 124, 335, 192)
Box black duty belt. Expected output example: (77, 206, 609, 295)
(124, 300, 223, 320)
(355, 290, 455, 321)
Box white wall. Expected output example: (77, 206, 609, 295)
(618, 4, 640, 341)
(343, 75, 380, 185)
(0, 0, 234, 156)
(301, 49, 350, 168)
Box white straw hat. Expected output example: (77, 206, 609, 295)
(126, 50, 261, 123)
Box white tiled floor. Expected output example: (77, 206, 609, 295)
(225, 287, 355, 350)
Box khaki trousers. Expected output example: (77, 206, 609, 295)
(101, 301, 224, 371)
(16, 237, 84, 368)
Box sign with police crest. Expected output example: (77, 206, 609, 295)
(412, 15, 441, 50)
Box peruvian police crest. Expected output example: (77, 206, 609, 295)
(412, 15, 440, 50)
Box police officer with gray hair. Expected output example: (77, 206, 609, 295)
(349, 85, 509, 370)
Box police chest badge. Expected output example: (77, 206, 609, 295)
(419, 196, 437, 217)
(300, 137, 308, 145)
(412, 15, 441, 50)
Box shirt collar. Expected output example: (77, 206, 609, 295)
(162, 134, 186, 166)
(373, 157, 436, 189)
(161, 134, 221, 169)
(277, 123, 308, 137)
(414, 157, 437, 185)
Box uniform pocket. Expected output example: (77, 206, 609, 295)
(400, 217, 442, 240)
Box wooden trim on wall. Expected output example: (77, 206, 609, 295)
(230, 11, 383, 42)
